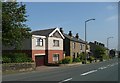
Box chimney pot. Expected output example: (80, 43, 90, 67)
(68, 31, 72, 36)
(60, 27, 63, 34)
(75, 33, 79, 39)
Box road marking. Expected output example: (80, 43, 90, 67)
(115, 63, 118, 65)
(107, 65, 110, 67)
(59, 78, 72, 83)
(110, 64, 114, 67)
(98, 66, 107, 70)
(81, 70, 97, 76)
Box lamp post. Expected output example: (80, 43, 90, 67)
(107, 37, 113, 55)
(85, 18, 95, 63)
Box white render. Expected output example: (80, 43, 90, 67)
(47, 37, 63, 50)
(32, 35, 46, 50)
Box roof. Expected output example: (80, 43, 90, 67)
(32, 28, 56, 36)
(32, 28, 64, 39)
(63, 33, 86, 44)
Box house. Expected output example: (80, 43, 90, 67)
(60, 28, 90, 61)
(3, 28, 65, 66)
(31, 28, 65, 66)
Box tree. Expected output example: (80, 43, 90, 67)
(94, 45, 106, 60)
(2, 2, 31, 49)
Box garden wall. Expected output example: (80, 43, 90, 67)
(2, 62, 36, 72)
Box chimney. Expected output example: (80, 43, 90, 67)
(94, 41, 97, 45)
(99, 43, 101, 46)
(75, 33, 79, 39)
(60, 27, 63, 34)
(96, 42, 99, 45)
(68, 31, 72, 37)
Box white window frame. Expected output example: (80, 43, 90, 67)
(53, 54, 59, 62)
(36, 38, 43, 46)
(73, 42, 75, 49)
(53, 40, 59, 47)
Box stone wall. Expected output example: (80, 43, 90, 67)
(2, 62, 36, 72)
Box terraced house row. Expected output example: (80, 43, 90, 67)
(3, 28, 90, 66)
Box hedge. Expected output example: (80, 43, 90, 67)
(59, 56, 72, 64)
(73, 58, 81, 62)
(2, 53, 33, 63)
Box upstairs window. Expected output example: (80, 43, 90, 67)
(36, 38, 43, 46)
(73, 42, 75, 49)
(53, 40, 59, 47)
(80, 44, 82, 50)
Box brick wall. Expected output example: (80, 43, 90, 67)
(32, 50, 45, 61)
(47, 50, 63, 63)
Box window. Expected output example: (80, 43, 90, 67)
(77, 53, 79, 57)
(80, 44, 82, 50)
(36, 38, 43, 46)
(72, 52, 75, 59)
(53, 40, 59, 47)
(73, 42, 75, 49)
(53, 54, 59, 62)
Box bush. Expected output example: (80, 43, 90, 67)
(79, 52, 86, 61)
(102, 54, 109, 60)
(73, 58, 81, 62)
(58, 60, 62, 64)
(2, 56, 11, 63)
(82, 60, 86, 64)
(61, 56, 71, 64)
(2, 53, 33, 63)
(13, 53, 32, 63)
(89, 56, 95, 63)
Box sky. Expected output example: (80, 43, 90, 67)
(24, 2, 118, 50)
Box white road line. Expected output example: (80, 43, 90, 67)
(98, 66, 107, 70)
(81, 70, 97, 76)
(59, 78, 72, 83)
(107, 64, 110, 67)
(115, 63, 118, 65)
(110, 64, 114, 67)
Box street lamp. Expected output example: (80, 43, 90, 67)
(107, 37, 113, 55)
(85, 18, 95, 63)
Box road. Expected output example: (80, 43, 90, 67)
(2, 58, 119, 83)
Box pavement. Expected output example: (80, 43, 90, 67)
(2, 58, 119, 82)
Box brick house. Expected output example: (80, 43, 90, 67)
(31, 28, 65, 66)
(3, 28, 65, 66)
(60, 28, 90, 61)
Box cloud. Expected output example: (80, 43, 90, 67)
(106, 4, 117, 10)
(106, 5, 115, 10)
(106, 15, 118, 22)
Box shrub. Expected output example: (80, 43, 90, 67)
(89, 56, 95, 63)
(58, 60, 62, 64)
(79, 52, 86, 61)
(102, 54, 109, 60)
(73, 58, 81, 62)
(2, 53, 33, 63)
(13, 53, 32, 63)
(62, 56, 71, 64)
(82, 60, 86, 64)
(2, 56, 11, 63)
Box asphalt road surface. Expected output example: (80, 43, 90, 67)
(2, 58, 119, 83)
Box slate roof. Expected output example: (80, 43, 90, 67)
(63, 33, 86, 44)
(32, 28, 56, 36)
